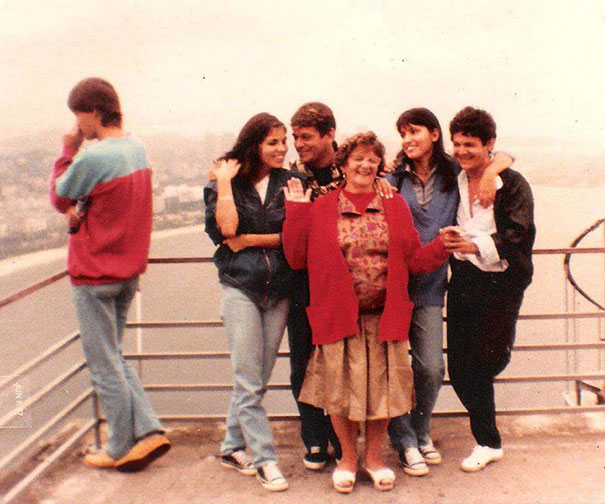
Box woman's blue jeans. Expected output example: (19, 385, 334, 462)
(219, 285, 290, 467)
(388, 305, 445, 452)
(72, 277, 162, 460)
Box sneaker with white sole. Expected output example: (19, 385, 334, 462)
(256, 462, 289, 492)
(400, 447, 429, 476)
(303, 446, 328, 471)
(419, 440, 442, 465)
(221, 449, 256, 476)
(460, 445, 503, 472)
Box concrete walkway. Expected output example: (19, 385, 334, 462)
(10, 414, 605, 504)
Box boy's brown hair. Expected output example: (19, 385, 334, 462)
(68, 77, 122, 127)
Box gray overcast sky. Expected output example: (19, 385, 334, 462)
(1, 0, 605, 152)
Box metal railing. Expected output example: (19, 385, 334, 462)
(1, 247, 605, 503)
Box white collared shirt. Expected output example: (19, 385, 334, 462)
(454, 171, 509, 272)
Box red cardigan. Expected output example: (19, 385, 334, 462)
(283, 188, 450, 345)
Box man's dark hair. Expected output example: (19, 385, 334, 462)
(449, 106, 496, 145)
(222, 113, 285, 180)
(68, 77, 122, 127)
(290, 102, 336, 137)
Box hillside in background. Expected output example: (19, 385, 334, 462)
(1, 130, 604, 260)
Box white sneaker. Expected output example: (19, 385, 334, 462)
(401, 447, 429, 476)
(460, 445, 503, 472)
(419, 439, 442, 465)
(256, 462, 289, 492)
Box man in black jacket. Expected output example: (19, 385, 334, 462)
(441, 106, 535, 472)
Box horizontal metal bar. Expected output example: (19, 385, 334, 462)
(127, 311, 605, 330)
(0, 389, 93, 474)
(156, 404, 605, 423)
(1, 249, 601, 313)
(125, 320, 223, 329)
(144, 383, 294, 392)
(143, 373, 605, 393)
(123, 350, 290, 360)
(0, 332, 80, 392)
(148, 257, 214, 264)
(517, 312, 605, 320)
(0, 270, 69, 309)
(2, 418, 96, 504)
(0, 362, 87, 429)
(513, 342, 605, 351)
(491, 373, 605, 383)
(123, 344, 605, 362)
(532, 247, 605, 255)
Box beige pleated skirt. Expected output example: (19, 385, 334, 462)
(298, 312, 414, 422)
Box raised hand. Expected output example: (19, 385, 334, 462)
(214, 159, 241, 182)
(283, 178, 311, 202)
(63, 125, 84, 151)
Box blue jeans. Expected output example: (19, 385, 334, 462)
(72, 277, 162, 460)
(220, 285, 290, 467)
(388, 305, 444, 452)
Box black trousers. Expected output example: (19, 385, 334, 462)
(287, 270, 341, 457)
(446, 260, 524, 449)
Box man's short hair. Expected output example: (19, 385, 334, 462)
(68, 77, 122, 127)
(449, 106, 496, 145)
(291, 102, 336, 136)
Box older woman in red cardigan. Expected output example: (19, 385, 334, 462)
(283, 132, 450, 494)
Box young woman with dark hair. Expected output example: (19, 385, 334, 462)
(204, 112, 296, 492)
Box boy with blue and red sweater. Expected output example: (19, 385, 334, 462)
(49, 77, 170, 472)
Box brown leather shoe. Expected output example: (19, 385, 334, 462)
(83, 450, 116, 468)
(115, 433, 171, 472)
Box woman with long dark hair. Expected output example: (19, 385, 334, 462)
(204, 113, 295, 492)
(386, 108, 514, 477)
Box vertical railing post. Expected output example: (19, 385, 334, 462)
(564, 270, 571, 396)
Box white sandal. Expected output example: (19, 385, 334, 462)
(332, 468, 356, 494)
(365, 467, 395, 491)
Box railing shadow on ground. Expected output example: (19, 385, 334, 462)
(1, 248, 605, 503)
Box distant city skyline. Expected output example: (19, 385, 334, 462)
(1, 0, 605, 155)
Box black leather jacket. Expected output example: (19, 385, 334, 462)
(204, 169, 296, 307)
(491, 168, 536, 290)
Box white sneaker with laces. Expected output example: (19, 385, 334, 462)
(460, 445, 503, 472)
(256, 462, 289, 492)
(402, 447, 429, 476)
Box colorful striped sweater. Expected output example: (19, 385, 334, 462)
(49, 136, 153, 285)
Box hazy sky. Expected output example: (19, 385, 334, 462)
(1, 0, 604, 151)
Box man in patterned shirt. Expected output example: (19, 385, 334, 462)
(288, 102, 343, 470)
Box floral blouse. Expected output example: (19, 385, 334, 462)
(337, 191, 389, 312)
